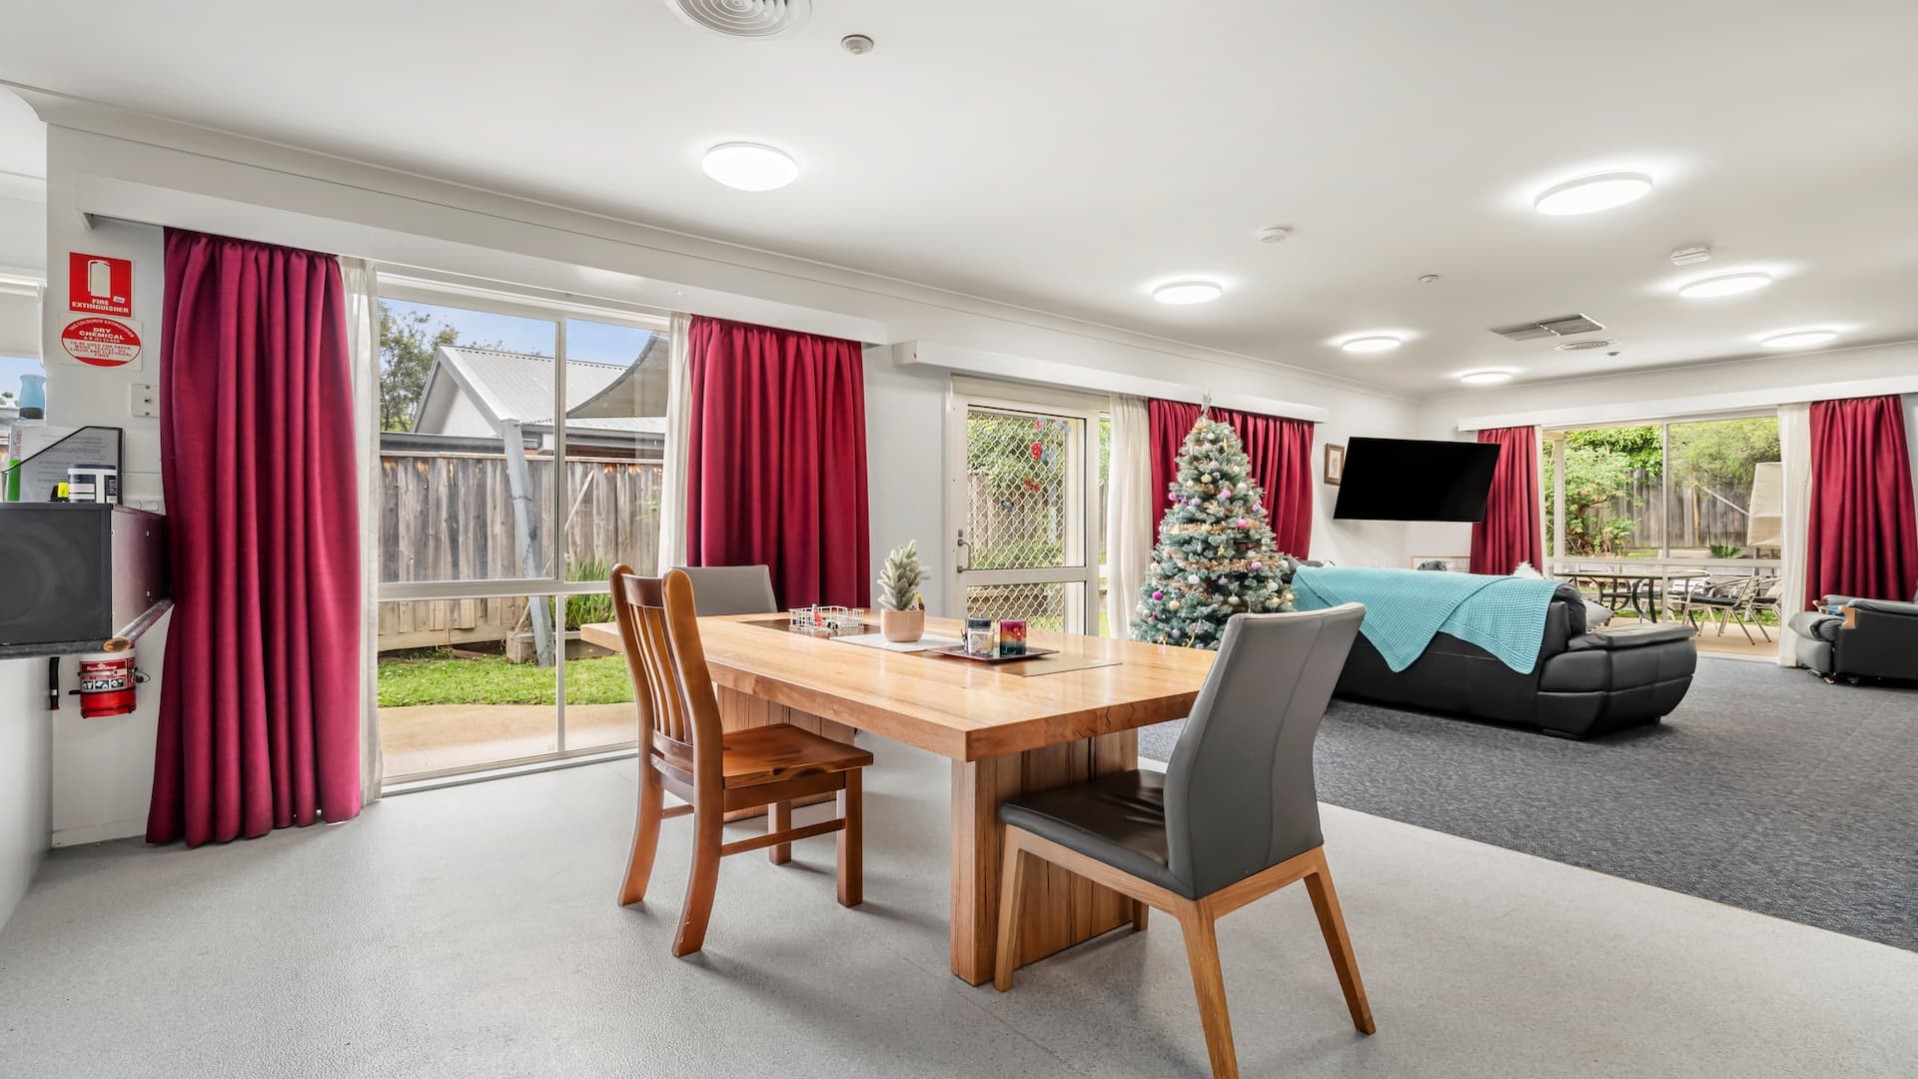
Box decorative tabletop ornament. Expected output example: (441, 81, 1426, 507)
(876, 540, 927, 642)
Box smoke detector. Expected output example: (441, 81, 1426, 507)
(666, 0, 810, 37)
(1670, 245, 1712, 266)
(1554, 339, 1615, 352)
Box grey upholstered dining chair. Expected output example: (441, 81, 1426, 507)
(992, 603, 1370, 1079)
(672, 565, 779, 616)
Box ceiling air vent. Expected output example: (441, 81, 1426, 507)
(1488, 313, 1606, 342)
(666, 0, 810, 37)
(1555, 339, 1615, 352)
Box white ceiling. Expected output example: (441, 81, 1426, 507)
(3, 2, 1916, 394)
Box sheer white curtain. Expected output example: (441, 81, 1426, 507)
(656, 313, 693, 572)
(1105, 394, 1154, 638)
(1776, 402, 1813, 666)
(340, 257, 384, 802)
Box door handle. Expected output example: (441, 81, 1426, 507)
(955, 529, 971, 574)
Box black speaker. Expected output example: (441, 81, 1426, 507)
(0, 504, 168, 648)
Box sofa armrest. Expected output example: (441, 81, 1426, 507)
(1844, 598, 1918, 619)
(1788, 611, 1842, 643)
(1563, 623, 1696, 651)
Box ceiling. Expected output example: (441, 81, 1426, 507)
(3, 2, 1916, 394)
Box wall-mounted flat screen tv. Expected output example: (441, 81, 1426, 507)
(1332, 437, 1500, 522)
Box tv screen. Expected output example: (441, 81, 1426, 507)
(1333, 437, 1500, 522)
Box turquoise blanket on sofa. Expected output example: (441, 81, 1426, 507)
(1291, 566, 1563, 674)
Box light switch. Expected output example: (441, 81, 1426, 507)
(130, 383, 159, 417)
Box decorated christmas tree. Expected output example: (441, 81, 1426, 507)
(1132, 415, 1294, 649)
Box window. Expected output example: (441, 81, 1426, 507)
(371, 277, 671, 782)
(1543, 414, 1781, 562)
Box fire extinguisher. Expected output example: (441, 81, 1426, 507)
(72, 650, 148, 718)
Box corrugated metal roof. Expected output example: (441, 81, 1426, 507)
(436, 345, 665, 435)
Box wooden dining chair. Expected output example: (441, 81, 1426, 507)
(993, 604, 1370, 1079)
(610, 565, 872, 956)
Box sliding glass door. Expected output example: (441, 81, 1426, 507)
(372, 277, 670, 783)
(947, 384, 1103, 634)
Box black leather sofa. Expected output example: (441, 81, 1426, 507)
(1789, 594, 1918, 683)
(1331, 582, 1698, 738)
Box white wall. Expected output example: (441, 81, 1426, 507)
(31, 105, 1421, 843)
(0, 658, 52, 930)
(36, 152, 166, 844)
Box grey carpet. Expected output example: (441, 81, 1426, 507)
(1140, 656, 1918, 951)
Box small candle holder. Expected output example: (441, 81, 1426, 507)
(997, 619, 1028, 656)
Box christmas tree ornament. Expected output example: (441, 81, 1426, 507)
(1132, 416, 1297, 650)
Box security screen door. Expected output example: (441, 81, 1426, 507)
(947, 385, 1102, 635)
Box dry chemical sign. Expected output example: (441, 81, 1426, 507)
(59, 316, 144, 370)
(68, 252, 134, 316)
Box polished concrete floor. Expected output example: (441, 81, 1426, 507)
(3, 741, 1915, 1078)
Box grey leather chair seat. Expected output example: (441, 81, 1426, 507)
(997, 770, 1183, 896)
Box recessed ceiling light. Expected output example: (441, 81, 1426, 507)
(1533, 172, 1654, 216)
(701, 142, 799, 191)
(1679, 272, 1771, 299)
(1761, 329, 1838, 349)
(1152, 281, 1224, 305)
(1339, 335, 1402, 354)
(1458, 369, 1516, 385)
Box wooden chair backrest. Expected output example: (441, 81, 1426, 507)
(611, 566, 725, 787)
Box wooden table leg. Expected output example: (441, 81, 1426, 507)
(950, 729, 1139, 986)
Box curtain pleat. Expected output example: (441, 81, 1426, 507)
(684, 316, 870, 608)
(1468, 426, 1543, 576)
(1104, 395, 1154, 637)
(149, 229, 361, 847)
(1147, 400, 1315, 557)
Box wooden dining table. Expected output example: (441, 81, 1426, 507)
(580, 613, 1215, 985)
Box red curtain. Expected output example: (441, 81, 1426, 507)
(1806, 395, 1918, 605)
(685, 316, 870, 608)
(1469, 426, 1543, 576)
(1148, 399, 1315, 557)
(150, 230, 361, 847)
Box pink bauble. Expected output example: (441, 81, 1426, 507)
(1236, 518, 1250, 528)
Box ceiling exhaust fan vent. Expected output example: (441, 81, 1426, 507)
(666, 0, 810, 37)
(1488, 313, 1605, 341)
(1555, 339, 1615, 352)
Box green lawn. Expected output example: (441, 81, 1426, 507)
(377, 650, 633, 708)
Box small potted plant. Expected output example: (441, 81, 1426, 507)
(876, 540, 926, 643)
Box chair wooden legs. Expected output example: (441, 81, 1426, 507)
(1133, 898, 1151, 931)
(1176, 905, 1239, 1079)
(994, 831, 1373, 1079)
(1303, 851, 1375, 1035)
(992, 831, 1032, 992)
(769, 801, 793, 865)
(672, 802, 724, 958)
(617, 764, 667, 907)
(837, 770, 863, 908)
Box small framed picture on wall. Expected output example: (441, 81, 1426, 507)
(1323, 442, 1345, 485)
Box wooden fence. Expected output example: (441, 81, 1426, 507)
(378, 452, 662, 651)
(1587, 471, 1754, 554)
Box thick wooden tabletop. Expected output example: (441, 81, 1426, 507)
(580, 615, 1214, 761)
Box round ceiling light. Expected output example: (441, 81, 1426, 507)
(1678, 271, 1772, 299)
(1339, 335, 1402, 354)
(701, 142, 799, 191)
(1152, 281, 1224, 305)
(1533, 172, 1654, 216)
(1458, 369, 1516, 385)
(1761, 329, 1838, 349)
